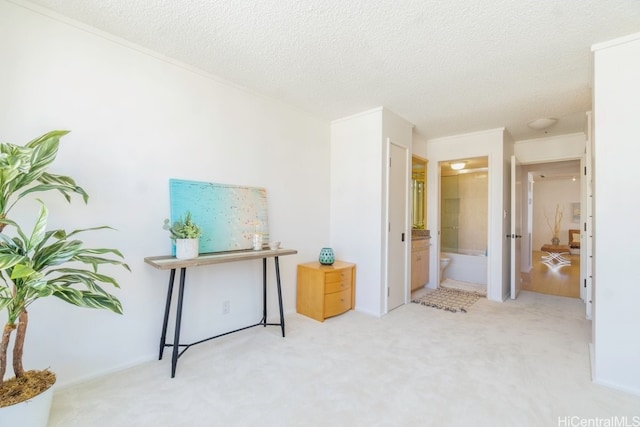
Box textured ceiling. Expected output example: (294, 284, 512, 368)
(21, 0, 640, 140)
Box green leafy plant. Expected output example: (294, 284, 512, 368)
(0, 130, 129, 409)
(0, 202, 129, 403)
(163, 211, 202, 239)
(0, 130, 88, 231)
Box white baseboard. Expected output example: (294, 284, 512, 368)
(55, 353, 157, 390)
(592, 377, 640, 398)
(589, 342, 595, 381)
(355, 306, 383, 318)
(590, 344, 640, 397)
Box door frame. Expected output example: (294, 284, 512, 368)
(517, 156, 589, 310)
(510, 155, 522, 298)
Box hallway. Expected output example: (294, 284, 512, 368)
(521, 250, 580, 298)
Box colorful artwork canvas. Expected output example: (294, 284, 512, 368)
(169, 179, 269, 254)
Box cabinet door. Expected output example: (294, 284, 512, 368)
(411, 239, 430, 291)
(411, 248, 427, 291)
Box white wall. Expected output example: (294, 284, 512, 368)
(425, 128, 510, 301)
(0, 1, 330, 387)
(514, 133, 586, 163)
(592, 32, 640, 396)
(330, 107, 412, 316)
(531, 179, 580, 250)
(330, 109, 383, 316)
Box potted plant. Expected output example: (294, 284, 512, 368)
(163, 211, 202, 259)
(0, 130, 129, 425)
(545, 204, 563, 245)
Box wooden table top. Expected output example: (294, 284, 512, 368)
(540, 244, 570, 253)
(144, 248, 297, 270)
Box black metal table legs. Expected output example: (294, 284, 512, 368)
(158, 257, 285, 377)
(275, 257, 285, 337)
(171, 268, 187, 378)
(158, 268, 175, 360)
(262, 258, 267, 326)
(260, 257, 285, 337)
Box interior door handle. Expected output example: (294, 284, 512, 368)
(401, 232, 405, 242)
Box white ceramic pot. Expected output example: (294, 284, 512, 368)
(0, 383, 54, 427)
(175, 238, 199, 259)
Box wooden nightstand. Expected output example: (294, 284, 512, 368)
(296, 261, 356, 322)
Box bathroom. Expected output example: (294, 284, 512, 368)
(439, 156, 488, 294)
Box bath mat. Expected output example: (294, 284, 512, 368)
(411, 288, 480, 313)
(440, 278, 487, 297)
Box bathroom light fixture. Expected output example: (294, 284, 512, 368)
(527, 118, 558, 130)
(450, 162, 466, 171)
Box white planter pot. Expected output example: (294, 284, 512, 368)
(175, 238, 199, 259)
(0, 383, 54, 426)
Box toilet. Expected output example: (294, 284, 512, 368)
(439, 255, 451, 283)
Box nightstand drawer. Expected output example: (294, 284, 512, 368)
(326, 268, 352, 284)
(324, 288, 351, 318)
(325, 269, 352, 294)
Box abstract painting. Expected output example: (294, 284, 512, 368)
(169, 179, 269, 254)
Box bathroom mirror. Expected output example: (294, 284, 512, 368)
(412, 155, 428, 229)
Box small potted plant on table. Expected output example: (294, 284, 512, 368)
(163, 211, 202, 259)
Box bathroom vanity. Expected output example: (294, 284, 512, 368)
(411, 230, 431, 291)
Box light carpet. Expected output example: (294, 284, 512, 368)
(48, 291, 640, 426)
(412, 287, 481, 313)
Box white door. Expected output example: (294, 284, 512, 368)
(387, 141, 409, 311)
(510, 155, 522, 299)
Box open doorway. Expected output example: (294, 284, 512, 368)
(438, 156, 489, 296)
(520, 160, 581, 298)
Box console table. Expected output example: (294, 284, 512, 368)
(144, 248, 297, 377)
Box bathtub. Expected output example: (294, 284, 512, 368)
(441, 249, 488, 285)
